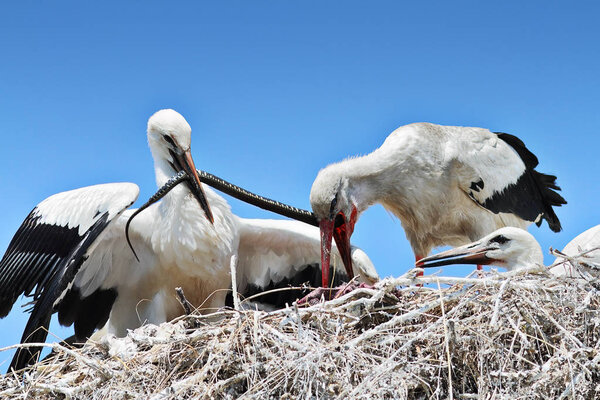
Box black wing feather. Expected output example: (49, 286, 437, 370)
(0, 211, 82, 314)
(0, 183, 138, 370)
(8, 213, 113, 371)
(478, 132, 567, 232)
(494, 132, 539, 168)
(57, 287, 117, 339)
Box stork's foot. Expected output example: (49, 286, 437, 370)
(415, 268, 424, 287)
(333, 282, 374, 298)
(476, 264, 484, 278)
(297, 282, 374, 306)
(297, 287, 337, 306)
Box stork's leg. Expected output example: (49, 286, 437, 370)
(415, 254, 424, 287)
(297, 287, 337, 305)
(415, 254, 424, 277)
(332, 282, 374, 299)
(298, 281, 376, 306)
(476, 264, 484, 278)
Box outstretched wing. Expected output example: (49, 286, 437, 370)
(452, 128, 566, 232)
(232, 217, 378, 309)
(0, 183, 138, 370)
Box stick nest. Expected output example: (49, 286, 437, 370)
(2, 263, 600, 399)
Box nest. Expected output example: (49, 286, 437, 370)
(2, 259, 600, 399)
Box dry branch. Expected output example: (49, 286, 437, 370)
(2, 264, 600, 399)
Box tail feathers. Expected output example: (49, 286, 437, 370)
(496, 131, 566, 233)
(533, 171, 567, 232)
(535, 172, 566, 203)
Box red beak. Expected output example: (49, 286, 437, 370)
(319, 210, 356, 288)
(333, 213, 354, 281)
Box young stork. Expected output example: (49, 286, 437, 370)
(0, 109, 377, 370)
(309, 123, 566, 288)
(415, 227, 544, 271)
(416, 225, 600, 277)
(550, 224, 600, 278)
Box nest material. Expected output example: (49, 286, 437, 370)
(2, 263, 600, 399)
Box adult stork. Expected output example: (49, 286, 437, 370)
(416, 225, 600, 277)
(309, 122, 566, 287)
(0, 109, 376, 370)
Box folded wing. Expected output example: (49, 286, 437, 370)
(233, 217, 378, 309)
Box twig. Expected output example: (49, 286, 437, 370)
(175, 287, 193, 316)
(229, 254, 241, 311)
(490, 279, 509, 327)
(347, 285, 469, 347)
(1, 272, 597, 399)
(0, 342, 112, 379)
(438, 279, 454, 400)
(382, 272, 551, 291)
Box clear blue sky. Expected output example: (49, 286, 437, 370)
(1, 2, 599, 370)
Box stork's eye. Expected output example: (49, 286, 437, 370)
(163, 135, 176, 146)
(329, 193, 339, 219)
(489, 235, 509, 245)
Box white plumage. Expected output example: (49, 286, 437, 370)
(35, 183, 139, 235)
(416, 227, 544, 271)
(0, 109, 376, 370)
(310, 122, 565, 287)
(418, 225, 600, 277)
(235, 218, 376, 291)
(550, 224, 600, 278)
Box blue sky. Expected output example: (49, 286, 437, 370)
(1, 2, 599, 370)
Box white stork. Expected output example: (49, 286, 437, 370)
(416, 225, 600, 277)
(0, 109, 377, 370)
(415, 227, 544, 271)
(309, 123, 566, 287)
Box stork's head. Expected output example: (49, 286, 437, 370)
(147, 109, 214, 223)
(147, 109, 193, 160)
(310, 167, 359, 287)
(416, 227, 544, 271)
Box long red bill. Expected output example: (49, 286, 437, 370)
(332, 213, 354, 280)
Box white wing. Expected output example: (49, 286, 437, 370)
(448, 126, 564, 231)
(235, 217, 378, 293)
(449, 127, 525, 202)
(0, 183, 139, 370)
